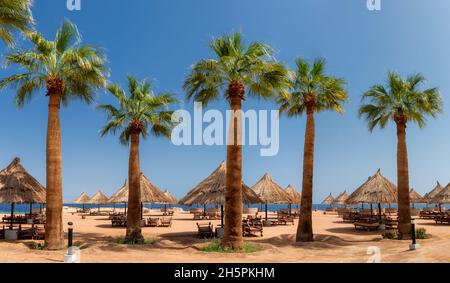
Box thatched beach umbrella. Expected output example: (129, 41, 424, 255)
(108, 180, 127, 213)
(424, 181, 444, 204)
(162, 190, 177, 212)
(429, 183, 450, 211)
(73, 192, 91, 210)
(285, 185, 301, 215)
(409, 188, 426, 208)
(346, 169, 397, 223)
(178, 161, 262, 227)
(88, 190, 109, 212)
(322, 193, 334, 205)
(0, 158, 46, 229)
(252, 173, 291, 221)
(109, 174, 170, 219)
(332, 191, 350, 206)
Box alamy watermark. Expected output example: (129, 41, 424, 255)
(67, 0, 81, 11)
(367, 0, 381, 11)
(171, 102, 280, 157)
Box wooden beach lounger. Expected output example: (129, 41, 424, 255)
(111, 216, 127, 227)
(197, 222, 214, 239)
(160, 217, 172, 227)
(354, 222, 380, 231)
(147, 218, 160, 227)
(243, 219, 263, 237)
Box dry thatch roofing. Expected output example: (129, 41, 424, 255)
(285, 185, 301, 204)
(423, 181, 444, 203)
(322, 193, 334, 205)
(163, 190, 177, 204)
(88, 190, 109, 204)
(252, 173, 291, 204)
(409, 188, 426, 204)
(429, 183, 450, 204)
(108, 174, 171, 204)
(346, 169, 398, 204)
(332, 191, 350, 205)
(0, 158, 46, 204)
(73, 192, 91, 204)
(178, 161, 263, 205)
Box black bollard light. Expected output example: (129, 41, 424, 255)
(68, 222, 73, 254)
(409, 218, 420, 250)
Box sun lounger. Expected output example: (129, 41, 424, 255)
(354, 222, 380, 231)
(111, 216, 127, 227)
(160, 217, 172, 227)
(243, 219, 263, 237)
(435, 215, 450, 225)
(147, 217, 160, 227)
(197, 222, 214, 239)
(193, 212, 203, 220)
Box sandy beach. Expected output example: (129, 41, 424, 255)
(0, 207, 449, 263)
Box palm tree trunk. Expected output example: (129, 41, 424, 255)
(296, 105, 315, 242)
(396, 121, 412, 239)
(222, 94, 244, 250)
(44, 90, 64, 250)
(126, 131, 143, 242)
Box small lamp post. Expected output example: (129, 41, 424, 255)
(67, 222, 73, 254)
(409, 218, 420, 250)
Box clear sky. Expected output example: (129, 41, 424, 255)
(1, 0, 450, 203)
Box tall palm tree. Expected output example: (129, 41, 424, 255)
(359, 71, 442, 239)
(0, 21, 108, 249)
(0, 0, 34, 46)
(98, 76, 177, 243)
(183, 32, 291, 250)
(278, 57, 348, 242)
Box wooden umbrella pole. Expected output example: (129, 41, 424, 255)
(378, 203, 382, 224)
(10, 203, 14, 230)
(265, 202, 268, 221)
(29, 203, 33, 215)
(221, 205, 224, 227)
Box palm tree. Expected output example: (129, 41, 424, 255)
(278, 57, 348, 242)
(183, 32, 291, 250)
(359, 71, 442, 239)
(0, 0, 34, 46)
(0, 21, 108, 249)
(98, 76, 177, 243)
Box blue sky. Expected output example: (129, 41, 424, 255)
(1, 0, 450, 203)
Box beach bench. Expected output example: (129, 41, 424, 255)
(354, 222, 380, 231)
(197, 222, 214, 239)
(243, 219, 263, 237)
(160, 217, 172, 227)
(111, 216, 127, 227)
(435, 215, 450, 225)
(147, 218, 160, 227)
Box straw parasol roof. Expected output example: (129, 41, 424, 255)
(178, 161, 263, 205)
(252, 173, 291, 204)
(332, 191, 350, 205)
(346, 169, 397, 204)
(285, 184, 301, 204)
(409, 188, 426, 204)
(0, 157, 46, 204)
(429, 183, 450, 204)
(88, 190, 109, 204)
(73, 192, 91, 204)
(163, 190, 177, 204)
(423, 181, 444, 203)
(109, 174, 171, 204)
(321, 193, 334, 205)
